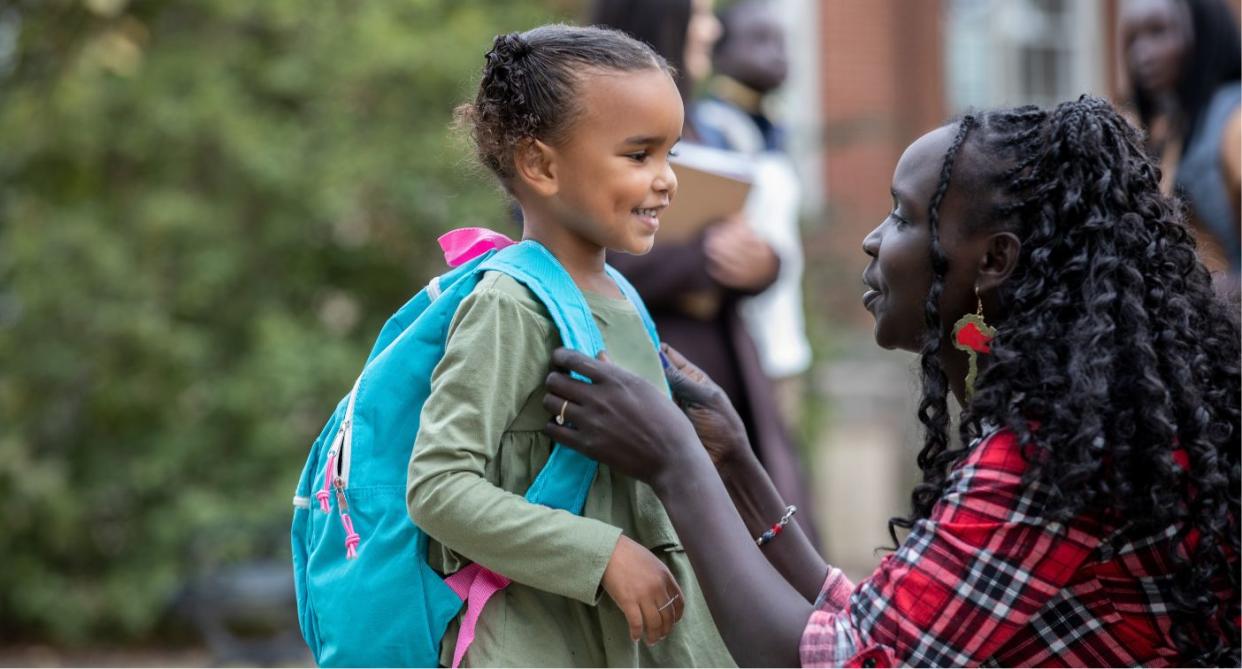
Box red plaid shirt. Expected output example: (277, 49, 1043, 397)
(800, 428, 1232, 667)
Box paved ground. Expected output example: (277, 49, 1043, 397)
(0, 645, 312, 668)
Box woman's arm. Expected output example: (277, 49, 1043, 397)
(544, 353, 1107, 667)
(650, 449, 813, 667)
(659, 344, 828, 600)
(543, 349, 816, 666)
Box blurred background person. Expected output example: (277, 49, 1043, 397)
(692, 0, 813, 433)
(589, 0, 821, 546)
(1120, 0, 1241, 292)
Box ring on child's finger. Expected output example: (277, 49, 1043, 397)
(657, 593, 680, 612)
(556, 399, 569, 426)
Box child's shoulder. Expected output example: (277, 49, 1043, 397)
(464, 270, 552, 325)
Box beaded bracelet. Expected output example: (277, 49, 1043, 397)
(755, 505, 798, 547)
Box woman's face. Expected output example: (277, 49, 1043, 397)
(1121, 0, 1189, 97)
(861, 125, 987, 353)
(684, 0, 723, 85)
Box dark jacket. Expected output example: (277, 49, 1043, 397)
(609, 238, 821, 546)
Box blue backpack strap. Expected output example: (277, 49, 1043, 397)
(479, 242, 606, 515)
(364, 252, 494, 366)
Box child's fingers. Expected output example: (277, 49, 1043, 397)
(667, 587, 685, 625)
(621, 600, 645, 643)
(664, 573, 686, 624)
(654, 595, 674, 643)
(639, 597, 664, 646)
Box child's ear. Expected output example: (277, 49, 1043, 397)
(513, 138, 558, 197)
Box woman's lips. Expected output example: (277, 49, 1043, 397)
(863, 289, 881, 311)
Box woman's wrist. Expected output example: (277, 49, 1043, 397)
(716, 447, 764, 488)
(650, 442, 718, 502)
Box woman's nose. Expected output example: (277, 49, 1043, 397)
(862, 223, 883, 257)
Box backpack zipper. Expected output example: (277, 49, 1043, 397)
(315, 376, 364, 558)
(334, 475, 360, 559)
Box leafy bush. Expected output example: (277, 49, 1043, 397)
(0, 0, 571, 643)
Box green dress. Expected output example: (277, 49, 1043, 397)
(407, 271, 734, 667)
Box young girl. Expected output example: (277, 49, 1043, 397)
(405, 25, 733, 667)
(590, 0, 822, 547)
(543, 96, 1241, 666)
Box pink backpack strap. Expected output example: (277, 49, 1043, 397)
(443, 563, 512, 668)
(438, 228, 517, 267)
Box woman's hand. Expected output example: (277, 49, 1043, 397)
(601, 535, 685, 645)
(659, 344, 753, 469)
(542, 348, 704, 487)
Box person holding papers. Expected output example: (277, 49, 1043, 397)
(590, 0, 819, 545)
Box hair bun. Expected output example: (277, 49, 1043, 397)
(491, 32, 533, 60)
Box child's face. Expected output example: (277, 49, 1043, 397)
(547, 67, 684, 255)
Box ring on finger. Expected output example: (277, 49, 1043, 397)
(556, 399, 569, 426)
(656, 593, 681, 612)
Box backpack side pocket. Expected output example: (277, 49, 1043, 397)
(307, 485, 463, 667)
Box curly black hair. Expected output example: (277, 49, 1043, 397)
(456, 25, 670, 185)
(887, 96, 1241, 665)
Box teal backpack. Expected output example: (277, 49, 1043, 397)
(290, 234, 662, 667)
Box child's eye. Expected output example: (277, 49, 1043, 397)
(627, 152, 649, 162)
(669, 143, 681, 158)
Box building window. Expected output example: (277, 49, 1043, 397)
(946, 0, 1107, 113)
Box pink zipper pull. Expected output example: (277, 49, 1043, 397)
(335, 477, 361, 559)
(316, 452, 336, 513)
(316, 420, 349, 513)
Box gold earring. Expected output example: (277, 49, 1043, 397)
(951, 289, 996, 402)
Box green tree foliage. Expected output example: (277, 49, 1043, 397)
(0, 0, 572, 643)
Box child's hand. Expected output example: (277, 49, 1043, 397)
(601, 535, 685, 645)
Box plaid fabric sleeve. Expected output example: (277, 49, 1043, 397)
(800, 430, 1103, 667)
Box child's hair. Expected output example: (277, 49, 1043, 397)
(888, 96, 1240, 664)
(456, 25, 671, 184)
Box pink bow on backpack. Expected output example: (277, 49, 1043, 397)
(439, 227, 518, 267)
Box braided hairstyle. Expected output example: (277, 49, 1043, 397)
(457, 25, 670, 184)
(887, 96, 1241, 664)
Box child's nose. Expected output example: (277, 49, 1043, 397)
(656, 162, 677, 196)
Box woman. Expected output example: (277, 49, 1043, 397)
(589, 0, 821, 544)
(1121, 0, 1241, 284)
(542, 98, 1240, 666)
